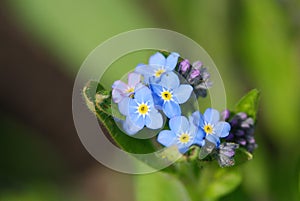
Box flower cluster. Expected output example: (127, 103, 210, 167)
(223, 110, 257, 153)
(178, 59, 212, 98)
(111, 51, 257, 167)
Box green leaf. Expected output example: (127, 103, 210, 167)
(82, 80, 155, 154)
(182, 163, 242, 201)
(234, 89, 260, 121)
(201, 168, 242, 201)
(135, 172, 189, 201)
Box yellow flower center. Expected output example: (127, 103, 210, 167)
(178, 133, 190, 144)
(125, 87, 134, 93)
(204, 124, 214, 134)
(138, 104, 149, 115)
(155, 69, 165, 77)
(161, 91, 172, 101)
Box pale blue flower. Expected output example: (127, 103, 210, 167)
(121, 87, 163, 135)
(150, 73, 193, 118)
(157, 115, 202, 154)
(191, 108, 231, 147)
(135, 52, 179, 84)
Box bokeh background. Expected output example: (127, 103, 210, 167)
(1, 0, 299, 201)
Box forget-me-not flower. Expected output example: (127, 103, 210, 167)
(112, 72, 143, 103)
(157, 115, 202, 154)
(150, 72, 193, 118)
(191, 108, 231, 147)
(121, 87, 163, 135)
(112, 72, 144, 116)
(135, 52, 179, 84)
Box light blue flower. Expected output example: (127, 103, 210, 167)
(121, 87, 163, 135)
(157, 115, 202, 154)
(191, 108, 231, 147)
(150, 73, 193, 118)
(135, 52, 179, 84)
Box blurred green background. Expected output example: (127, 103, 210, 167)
(0, 0, 299, 200)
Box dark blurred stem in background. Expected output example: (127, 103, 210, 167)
(0, 2, 95, 174)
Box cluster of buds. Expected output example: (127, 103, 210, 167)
(178, 59, 212, 98)
(223, 110, 257, 153)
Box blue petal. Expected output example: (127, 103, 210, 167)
(135, 64, 154, 76)
(178, 145, 189, 154)
(193, 129, 206, 146)
(206, 134, 220, 147)
(165, 52, 179, 71)
(145, 110, 163, 129)
(163, 101, 181, 119)
(150, 84, 163, 96)
(204, 108, 220, 124)
(134, 87, 152, 103)
(190, 111, 206, 129)
(157, 130, 177, 147)
(123, 117, 143, 135)
(130, 114, 144, 128)
(159, 72, 180, 89)
(149, 52, 166, 67)
(135, 64, 157, 85)
(149, 76, 162, 85)
(118, 97, 130, 116)
(128, 99, 138, 113)
(152, 93, 164, 108)
(128, 99, 144, 128)
(214, 122, 231, 138)
(134, 83, 145, 92)
(173, 84, 193, 104)
(190, 111, 201, 127)
(169, 116, 189, 134)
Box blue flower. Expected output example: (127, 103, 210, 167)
(150, 73, 193, 118)
(191, 108, 231, 147)
(121, 87, 163, 135)
(157, 115, 201, 154)
(135, 52, 179, 84)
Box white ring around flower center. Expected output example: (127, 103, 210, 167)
(203, 122, 214, 134)
(154, 69, 165, 77)
(160, 89, 173, 102)
(177, 132, 192, 144)
(136, 102, 151, 117)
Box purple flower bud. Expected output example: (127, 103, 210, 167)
(237, 112, 247, 120)
(226, 133, 234, 141)
(231, 118, 238, 127)
(179, 59, 190, 73)
(201, 71, 210, 80)
(221, 149, 235, 158)
(245, 118, 254, 125)
(225, 112, 257, 153)
(222, 109, 230, 121)
(246, 136, 256, 144)
(236, 130, 245, 136)
(190, 69, 200, 79)
(237, 139, 247, 146)
(192, 61, 203, 70)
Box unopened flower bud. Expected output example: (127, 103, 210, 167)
(179, 59, 190, 74)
